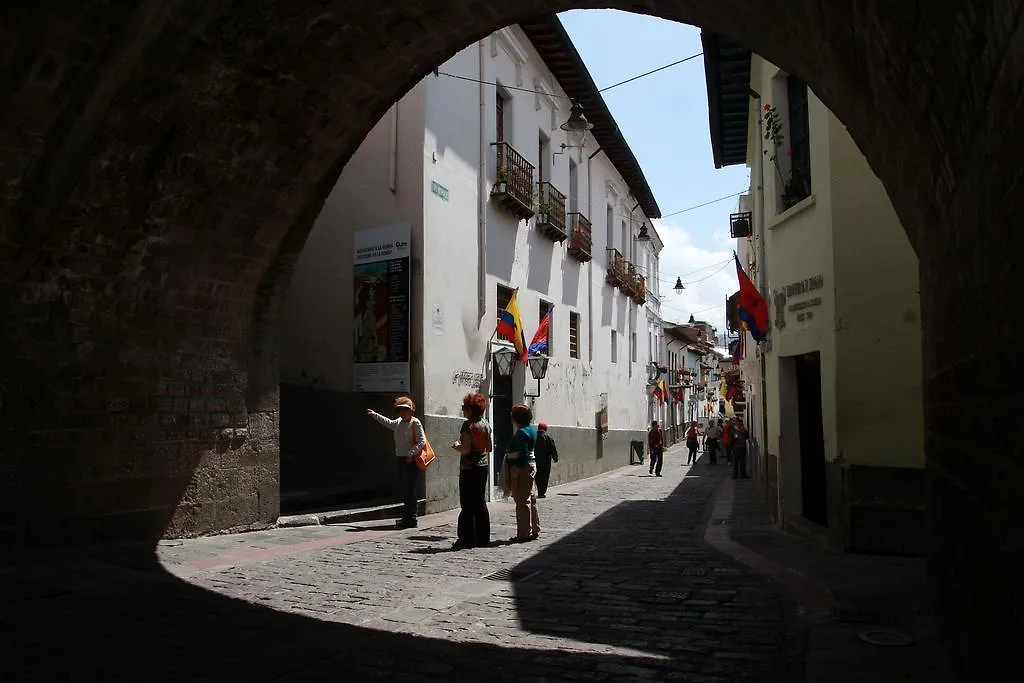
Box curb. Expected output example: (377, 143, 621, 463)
(275, 462, 637, 530)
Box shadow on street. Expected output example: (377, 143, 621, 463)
(0, 460, 806, 681)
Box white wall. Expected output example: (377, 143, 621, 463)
(281, 87, 426, 389)
(420, 27, 657, 434)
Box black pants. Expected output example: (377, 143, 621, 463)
(536, 457, 552, 497)
(725, 443, 733, 465)
(706, 439, 719, 465)
(731, 445, 748, 479)
(686, 441, 698, 464)
(398, 458, 419, 521)
(649, 447, 664, 475)
(457, 468, 490, 547)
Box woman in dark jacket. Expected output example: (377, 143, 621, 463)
(450, 392, 492, 550)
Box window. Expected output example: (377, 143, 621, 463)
(620, 219, 627, 261)
(610, 330, 618, 363)
(496, 93, 507, 142)
(496, 284, 513, 342)
(631, 333, 637, 363)
(606, 205, 614, 250)
(539, 300, 553, 354)
(538, 134, 549, 185)
(568, 159, 579, 213)
(569, 312, 580, 359)
(786, 75, 811, 203)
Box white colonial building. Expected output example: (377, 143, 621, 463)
(279, 16, 663, 515)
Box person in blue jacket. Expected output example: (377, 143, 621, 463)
(505, 403, 540, 542)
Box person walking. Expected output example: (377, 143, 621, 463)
(647, 420, 665, 477)
(705, 419, 722, 465)
(505, 404, 540, 543)
(685, 421, 701, 465)
(731, 419, 749, 479)
(534, 422, 559, 498)
(450, 392, 492, 550)
(722, 417, 734, 466)
(366, 396, 426, 528)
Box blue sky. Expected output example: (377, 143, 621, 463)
(560, 10, 750, 334)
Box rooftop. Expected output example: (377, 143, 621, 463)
(519, 15, 662, 219)
(701, 31, 751, 169)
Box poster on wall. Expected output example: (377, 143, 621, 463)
(353, 222, 411, 393)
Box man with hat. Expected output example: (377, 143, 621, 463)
(533, 422, 559, 498)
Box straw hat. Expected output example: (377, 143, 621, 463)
(393, 396, 415, 411)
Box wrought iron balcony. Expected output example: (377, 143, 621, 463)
(632, 273, 646, 305)
(605, 248, 626, 285)
(491, 141, 535, 221)
(567, 212, 592, 262)
(619, 261, 637, 295)
(535, 182, 567, 242)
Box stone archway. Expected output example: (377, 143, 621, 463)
(1, 2, 1020, 678)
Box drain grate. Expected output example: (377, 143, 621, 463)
(830, 606, 900, 626)
(558, 493, 579, 497)
(482, 568, 541, 583)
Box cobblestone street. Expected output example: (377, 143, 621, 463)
(2, 448, 808, 681)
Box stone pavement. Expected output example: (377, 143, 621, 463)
(0, 445, 943, 682)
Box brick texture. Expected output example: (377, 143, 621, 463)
(0, 1, 1022, 678)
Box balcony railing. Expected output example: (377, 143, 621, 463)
(535, 182, 568, 242)
(567, 212, 592, 262)
(491, 141, 535, 221)
(632, 273, 646, 305)
(619, 261, 637, 295)
(605, 248, 626, 285)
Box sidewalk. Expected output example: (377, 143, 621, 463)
(714, 470, 954, 683)
(0, 446, 952, 681)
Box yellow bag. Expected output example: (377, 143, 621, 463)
(414, 440, 436, 471)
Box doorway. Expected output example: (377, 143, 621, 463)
(795, 352, 827, 526)
(491, 361, 514, 483)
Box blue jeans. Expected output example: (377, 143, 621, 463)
(398, 458, 419, 521)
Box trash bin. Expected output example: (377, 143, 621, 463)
(630, 440, 645, 465)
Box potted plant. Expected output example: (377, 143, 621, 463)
(493, 167, 510, 195)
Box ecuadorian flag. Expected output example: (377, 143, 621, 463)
(496, 290, 528, 363)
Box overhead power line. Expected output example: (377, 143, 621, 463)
(434, 51, 703, 99)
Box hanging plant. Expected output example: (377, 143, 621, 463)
(761, 103, 789, 188)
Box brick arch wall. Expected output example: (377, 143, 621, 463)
(0, 2, 1021, 677)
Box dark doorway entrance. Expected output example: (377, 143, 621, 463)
(795, 352, 827, 526)
(491, 361, 514, 480)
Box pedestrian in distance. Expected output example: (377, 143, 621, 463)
(450, 392, 493, 550)
(705, 419, 722, 465)
(730, 419, 750, 480)
(685, 421, 701, 465)
(366, 396, 426, 529)
(505, 404, 540, 543)
(534, 421, 559, 498)
(648, 420, 665, 477)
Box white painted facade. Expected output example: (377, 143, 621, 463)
(283, 24, 662, 441)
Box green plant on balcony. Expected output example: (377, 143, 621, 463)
(494, 167, 510, 193)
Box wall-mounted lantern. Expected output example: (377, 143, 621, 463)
(492, 346, 519, 378)
(523, 355, 550, 398)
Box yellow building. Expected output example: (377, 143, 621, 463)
(703, 34, 925, 555)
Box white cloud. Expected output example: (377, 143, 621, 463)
(652, 218, 737, 336)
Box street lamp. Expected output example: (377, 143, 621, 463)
(560, 100, 594, 149)
(636, 222, 651, 242)
(523, 355, 550, 398)
(674, 277, 685, 295)
(688, 314, 696, 324)
(492, 346, 518, 378)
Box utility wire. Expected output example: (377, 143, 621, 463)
(661, 190, 748, 219)
(434, 51, 702, 99)
(597, 53, 703, 92)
